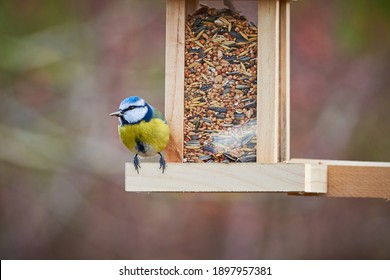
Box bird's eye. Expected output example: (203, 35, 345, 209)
(123, 106, 136, 112)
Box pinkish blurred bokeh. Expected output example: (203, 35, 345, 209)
(0, 0, 389, 259)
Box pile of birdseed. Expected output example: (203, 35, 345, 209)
(183, 5, 257, 163)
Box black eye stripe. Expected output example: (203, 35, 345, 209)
(122, 105, 144, 112)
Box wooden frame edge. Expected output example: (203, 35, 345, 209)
(125, 162, 327, 193)
(279, 0, 290, 161)
(290, 159, 390, 199)
(257, 0, 280, 163)
(165, 0, 185, 162)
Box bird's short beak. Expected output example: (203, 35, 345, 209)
(109, 110, 122, 117)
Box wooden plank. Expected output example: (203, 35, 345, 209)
(165, 0, 185, 162)
(279, 0, 290, 162)
(289, 158, 390, 167)
(290, 159, 390, 198)
(125, 162, 327, 193)
(327, 166, 390, 199)
(257, 0, 280, 163)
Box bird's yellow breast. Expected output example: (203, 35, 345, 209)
(118, 118, 170, 157)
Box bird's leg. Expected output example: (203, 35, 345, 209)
(158, 152, 167, 173)
(133, 154, 141, 174)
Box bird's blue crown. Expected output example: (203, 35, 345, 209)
(118, 96, 153, 125)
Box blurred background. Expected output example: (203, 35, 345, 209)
(0, 0, 389, 259)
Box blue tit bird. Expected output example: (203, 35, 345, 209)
(110, 96, 170, 173)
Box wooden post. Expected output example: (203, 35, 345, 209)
(165, 0, 185, 162)
(257, 0, 280, 163)
(279, 0, 290, 161)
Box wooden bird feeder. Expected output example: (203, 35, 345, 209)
(125, 0, 390, 199)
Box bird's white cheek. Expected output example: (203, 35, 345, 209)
(123, 107, 147, 123)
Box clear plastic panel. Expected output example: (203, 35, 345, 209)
(184, 1, 257, 163)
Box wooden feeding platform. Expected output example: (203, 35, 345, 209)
(125, 0, 390, 199)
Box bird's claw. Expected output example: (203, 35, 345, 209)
(133, 153, 166, 174)
(133, 154, 141, 174)
(158, 152, 167, 173)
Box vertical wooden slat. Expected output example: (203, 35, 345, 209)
(257, 0, 280, 163)
(165, 0, 185, 162)
(279, 0, 290, 161)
